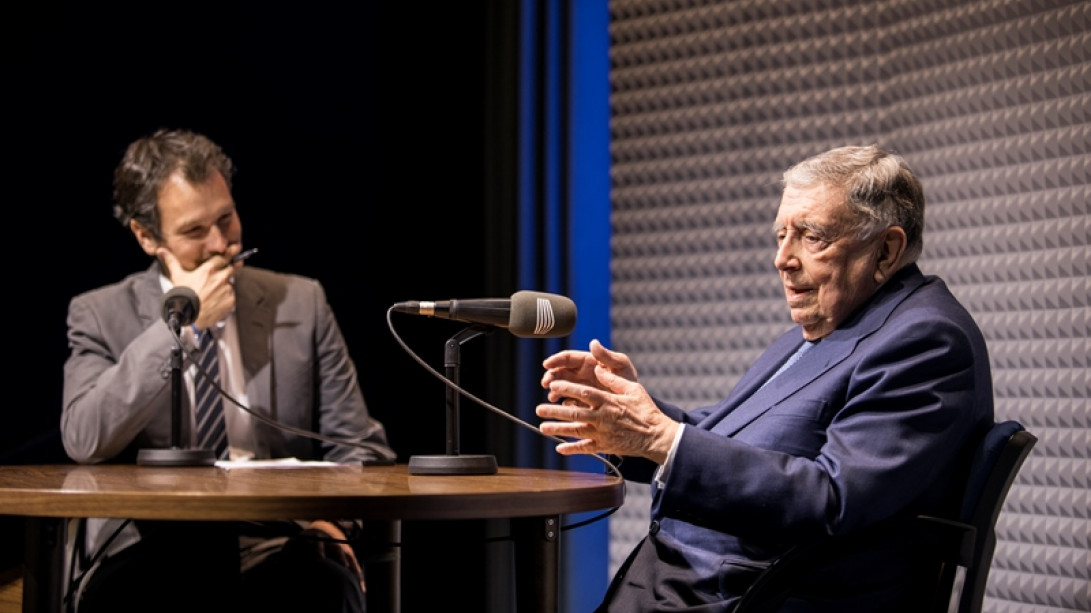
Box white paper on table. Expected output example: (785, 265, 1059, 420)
(214, 458, 344, 470)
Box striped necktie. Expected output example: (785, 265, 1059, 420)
(194, 330, 228, 459)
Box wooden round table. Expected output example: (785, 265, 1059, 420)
(0, 462, 624, 613)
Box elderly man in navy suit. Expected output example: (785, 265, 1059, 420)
(537, 145, 994, 612)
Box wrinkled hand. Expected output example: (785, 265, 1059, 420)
(285, 520, 366, 592)
(158, 248, 243, 331)
(540, 339, 639, 402)
(536, 340, 677, 463)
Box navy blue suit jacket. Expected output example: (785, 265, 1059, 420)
(612, 264, 994, 611)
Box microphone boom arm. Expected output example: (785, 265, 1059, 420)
(444, 326, 489, 456)
(169, 324, 184, 449)
(407, 324, 499, 475)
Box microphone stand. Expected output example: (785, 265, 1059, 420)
(408, 325, 498, 475)
(137, 317, 217, 466)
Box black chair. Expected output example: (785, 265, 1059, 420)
(732, 420, 1037, 613)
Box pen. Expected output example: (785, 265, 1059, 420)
(231, 248, 259, 264)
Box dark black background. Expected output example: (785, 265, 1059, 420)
(6, 2, 519, 609)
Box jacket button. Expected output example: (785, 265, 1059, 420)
(649, 520, 660, 535)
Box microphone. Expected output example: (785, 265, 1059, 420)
(161, 286, 200, 331)
(392, 290, 577, 338)
(139, 285, 212, 466)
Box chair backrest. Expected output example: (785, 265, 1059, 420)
(946, 420, 1037, 613)
(731, 420, 1038, 613)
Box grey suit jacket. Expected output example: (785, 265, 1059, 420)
(61, 263, 395, 592)
(62, 262, 393, 464)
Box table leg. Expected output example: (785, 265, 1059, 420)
(361, 519, 401, 613)
(511, 515, 559, 613)
(23, 517, 63, 613)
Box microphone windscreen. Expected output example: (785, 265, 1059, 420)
(508, 291, 577, 338)
(161, 286, 200, 327)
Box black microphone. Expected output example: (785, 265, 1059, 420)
(392, 290, 577, 338)
(140, 285, 213, 466)
(161, 286, 200, 331)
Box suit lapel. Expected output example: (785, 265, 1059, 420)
(232, 269, 274, 389)
(695, 330, 801, 430)
(701, 265, 928, 436)
(133, 264, 166, 330)
(708, 337, 844, 435)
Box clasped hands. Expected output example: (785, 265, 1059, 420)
(286, 519, 366, 592)
(536, 339, 678, 465)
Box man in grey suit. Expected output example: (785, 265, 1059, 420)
(61, 128, 394, 613)
(536, 145, 995, 612)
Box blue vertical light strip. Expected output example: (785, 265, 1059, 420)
(517, 0, 613, 609)
(564, 0, 612, 611)
(542, 0, 563, 295)
(517, 0, 566, 472)
(540, 0, 566, 470)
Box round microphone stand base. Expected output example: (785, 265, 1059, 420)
(408, 454, 498, 475)
(137, 447, 218, 467)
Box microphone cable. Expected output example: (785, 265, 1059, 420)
(166, 325, 397, 464)
(165, 308, 624, 530)
(386, 307, 626, 532)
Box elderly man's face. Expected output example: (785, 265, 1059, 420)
(773, 183, 885, 340)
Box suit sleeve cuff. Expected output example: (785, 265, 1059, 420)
(653, 423, 686, 488)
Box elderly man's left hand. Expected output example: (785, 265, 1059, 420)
(536, 341, 678, 463)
